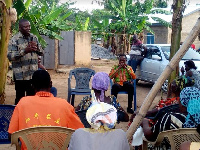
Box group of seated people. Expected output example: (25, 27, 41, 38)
(7, 57, 200, 149)
(129, 60, 200, 149)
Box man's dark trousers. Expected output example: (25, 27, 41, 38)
(111, 81, 134, 109)
(14, 80, 34, 105)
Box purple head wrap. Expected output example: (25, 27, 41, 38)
(92, 72, 110, 102)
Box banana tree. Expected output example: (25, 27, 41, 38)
(91, 0, 172, 54)
(13, 0, 73, 47)
(107, 0, 155, 54)
(0, 0, 17, 104)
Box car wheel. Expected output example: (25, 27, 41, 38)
(161, 80, 168, 93)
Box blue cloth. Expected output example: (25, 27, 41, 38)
(50, 87, 57, 97)
(180, 87, 200, 127)
(128, 59, 140, 73)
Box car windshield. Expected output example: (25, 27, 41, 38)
(161, 46, 200, 60)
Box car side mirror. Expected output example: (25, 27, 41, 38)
(152, 55, 162, 60)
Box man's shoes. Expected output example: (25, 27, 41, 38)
(127, 107, 134, 114)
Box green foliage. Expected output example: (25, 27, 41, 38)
(153, 0, 168, 8)
(90, 0, 172, 36)
(151, 9, 171, 15)
(106, 0, 154, 34)
(75, 16, 90, 31)
(151, 16, 172, 28)
(13, 0, 73, 47)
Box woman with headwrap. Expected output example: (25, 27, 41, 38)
(129, 75, 195, 128)
(75, 72, 129, 127)
(181, 60, 200, 89)
(69, 102, 130, 150)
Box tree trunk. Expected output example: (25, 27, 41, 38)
(167, 0, 185, 97)
(127, 34, 131, 53)
(0, 0, 12, 104)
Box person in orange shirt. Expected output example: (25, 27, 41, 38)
(109, 54, 136, 114)
(8, 70, 84, 149)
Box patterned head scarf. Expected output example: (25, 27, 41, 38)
(92, 72, 110, 102)
(86, 102, 117, 130)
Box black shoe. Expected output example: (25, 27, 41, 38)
(127, 107, 134, 114)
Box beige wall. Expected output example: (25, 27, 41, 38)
(181, 10, 200, 49)
(74, 31, 91, 66)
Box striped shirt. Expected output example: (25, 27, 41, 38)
(151, 112, 186, 141)
(109, 65, 136, 86)
(7, 32, 43, 80)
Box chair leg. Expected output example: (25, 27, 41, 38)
(133, 80, 137, 111)
(67, 92, 71, 104)
(71, 94, 75, 106)
(142, 140, 148, 150)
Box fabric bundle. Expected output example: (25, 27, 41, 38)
(86, 101, 117, 130)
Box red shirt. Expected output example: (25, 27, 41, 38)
(132, 39, 142, 46)
(191, 44, 196, 50)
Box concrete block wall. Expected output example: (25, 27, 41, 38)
(181, 10, 200, 49)
(74, 31, 91, 66)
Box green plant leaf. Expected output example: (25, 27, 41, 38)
(24, 0, 32, 10)
(58, 11, 72, 21)
(41, 7, 64, 25)
(83, 17, 90, 31)
(13, 0, 26, 16)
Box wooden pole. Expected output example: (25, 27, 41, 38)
(126, 17, 200, 140)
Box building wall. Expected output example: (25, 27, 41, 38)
(75, 31, 91, 66)
(144, 26, 169, 44)
(181, 10, 200, 49)
(144, 10, 200, 49)
(147, 10, 200, 49)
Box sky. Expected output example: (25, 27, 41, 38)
(60, 0, 104, 12)
(60, 0, 200, 11)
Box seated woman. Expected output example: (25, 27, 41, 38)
(181, 60, 200, 89)
(128, 76, 192, 127)
(69, 101, 130, 150)
(75, 72, 129, 127)
(142, 80, 199, 142)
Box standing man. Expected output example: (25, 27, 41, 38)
(109, 54, 136, 114)
(128, 34, 147, 72)
(7, 19, 44, 105)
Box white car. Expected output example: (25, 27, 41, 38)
(127, 44, 200, 91)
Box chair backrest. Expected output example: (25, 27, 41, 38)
(11, 126, 75, 150)
(69, 68, 95, 89)
(0, 105, 15, 144)
(154, 128, 200, 150)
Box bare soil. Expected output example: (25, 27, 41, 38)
(2, 59, 166, 149)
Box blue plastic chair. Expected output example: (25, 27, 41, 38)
(0, 104, 15, 144)
(68, 68, 95, 106)
(110, 79, 137, 111)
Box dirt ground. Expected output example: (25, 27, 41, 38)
(2, 59, 166, 149)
